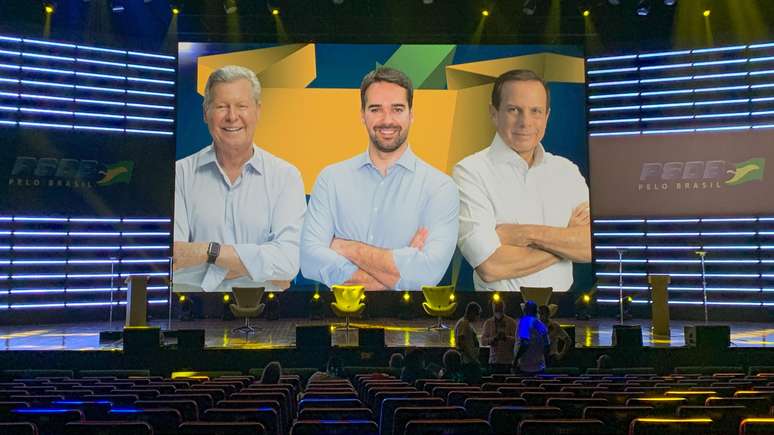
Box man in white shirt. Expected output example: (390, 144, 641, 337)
(453, 69, 591, 293)
(174, 65, 306, 293)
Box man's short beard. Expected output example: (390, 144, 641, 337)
(370, 131, 408, 154)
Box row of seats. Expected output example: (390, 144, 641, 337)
(0, 370, 772, 434)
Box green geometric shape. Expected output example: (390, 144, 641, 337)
(379, 44, 457, 89)
(97, 161, 134, 186)
(725, 157, 765, 186)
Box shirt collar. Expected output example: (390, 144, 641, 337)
(358, 145, 417, 173)
(198, 144, 263, 174)
(488, 133, 547, 170)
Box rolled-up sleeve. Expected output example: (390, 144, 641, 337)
(300, 170, 358, 287)
(452, 163, 501, 268)
(234, 166, 306, 282)
(392, 179, 459, 290)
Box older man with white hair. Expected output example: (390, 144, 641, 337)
(173, 65, 305, 292)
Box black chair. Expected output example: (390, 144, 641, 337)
(64, 421, 153, 435)
(488, 406, 562, 435)
(108, 408, 182, 435)
(628, 417, 714, 435)
(203, 407, 280, 435)
(0, 422, 38, 435)
(135, 399, 200, 421)
(740, 418, 774, 435)
(518, 419, 605, 435)
(392, 406, 466, 435)
(379, 397, 444, 435)
(290, 420, 378, 435)
(298, 407, 373, 421)
(545, 397, 609, 418)
(464, 397, 528, 419)
(403, 419, 490, 435)
(582, 406, 656, 435)
(178, 421, 266, 435)
(9, 409, 83, 435)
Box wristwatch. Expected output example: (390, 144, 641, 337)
(206, 242, 221, 264)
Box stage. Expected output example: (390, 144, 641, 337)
(0, 317, 771, 351)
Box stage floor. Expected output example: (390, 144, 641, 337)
(0, 317, 771, 351)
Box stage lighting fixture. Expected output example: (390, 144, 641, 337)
(582, 9, 590, 17)
(313, 291, 320, 301)
(492, 292, 501, 302)
(481, 9, 489, 17)
(402, 291, 411, 302)
(43, 2, 55, 14)
(703, 9, 710, 17)
(170, 2, 181, 15)
(221, 293, 234, 321)
(222, 293, 231, 303)
(265, 292, 279, 320)
(636, 0, 650, 16)
(522, 0, 537, 16)
(223, 0, 237, 14)
(664, 0, 676, 5)
(177, 294, 193, 321)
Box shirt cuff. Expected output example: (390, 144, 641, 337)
(320, 257, 358, 288)
(201, 263, 228, 292)
(461, 229, 502, 268)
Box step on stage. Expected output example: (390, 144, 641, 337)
(0, 318, 770, 351)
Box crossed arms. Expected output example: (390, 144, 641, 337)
(453, 164, 591, 284)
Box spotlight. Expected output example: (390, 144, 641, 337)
(402, 291, 411, 302)
(223, 0, 237, 14)
(636, 0, 650, 16)
(309, 289, 323, 320)
(170, 2, 181, 15)
(664, 0, 676, 5)
(222, 293, 231, 303)
(449, 293, 455, 301)
(221, 292, 234, 320)
(271, 7, 279, 15)
(582, 294, 592, 304)
(171, 6, 180, 14)
(481, 9, 489, 17)
(582, 9, 590, 17)
(265, 291, 279, 320)
(313, 292, 320, 301)
(522, 0, 537, 16)
(702, 9, 710, 17)
(43, 2, 55, 14)
(574, 289, 596, 320)
(492, 292, 501, 302)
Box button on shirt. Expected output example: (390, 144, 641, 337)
(174, 144, 306, 292)
(453, 134, 589, 292)
(300, 146, 459, 290)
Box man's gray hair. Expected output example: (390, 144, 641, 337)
(202, 65, 262, 112)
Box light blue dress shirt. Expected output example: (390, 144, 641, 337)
(300, 146, 459, 290)
(174, 144, 306, 292)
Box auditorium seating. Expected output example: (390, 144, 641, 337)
(0, 368, 770, 435)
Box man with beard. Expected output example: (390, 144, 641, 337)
(300, 67, 459, 290)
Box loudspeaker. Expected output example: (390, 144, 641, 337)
(176, 329, 205, 350)
(684, 325, 730, 348)
(123, 326, 160, 353)
(612, 324, 643, 348)
(359, 328, 385, 348)
(296, 325, 331, 349)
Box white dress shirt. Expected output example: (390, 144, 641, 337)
(174, 144, 306, 292)
(453, 133, 588, 292)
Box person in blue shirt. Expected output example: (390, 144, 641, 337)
(300, 67, 459, 291)
(174, 65, 306, 292)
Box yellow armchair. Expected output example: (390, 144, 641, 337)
(330, 285, 366, 331)
(421, 285, 457, 330)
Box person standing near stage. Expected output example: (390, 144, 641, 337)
(174, 65, 306, 292)
(514, 300, 550, 374)
(538, 304, 572, 363)
(453, 69, 591, 294)
(454, 302, 482, 383)
(480, 299, 517, 374)
(300, 67, 459, 291)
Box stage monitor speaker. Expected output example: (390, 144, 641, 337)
(176, 329, 205, 350)
(296, 325, 331, 349)
(123, 326, 160, 353)
(612, 324, 643, 348)
(684, 325, 730, 348)
(359, 328, 385, 348)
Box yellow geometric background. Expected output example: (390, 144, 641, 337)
(197, 44, 585, 193)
